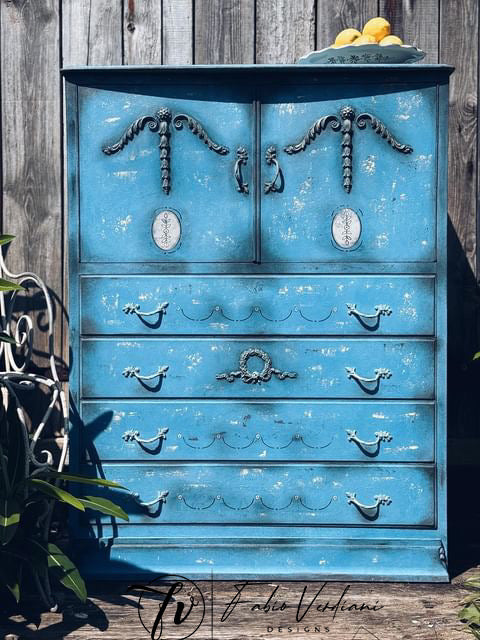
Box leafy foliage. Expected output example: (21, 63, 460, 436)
(458, 577, 480, 639)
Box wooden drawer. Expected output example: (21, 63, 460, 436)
(261, 84, 437, 263)
(81, 463, 435, 527)
(81, 400, 435, 463)
(81, 337, 435, 399)
(80, 274, 435, 336)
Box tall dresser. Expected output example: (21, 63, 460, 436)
(64, 64, 452, 581)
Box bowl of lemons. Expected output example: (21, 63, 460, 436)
(298, 17, 425, 65)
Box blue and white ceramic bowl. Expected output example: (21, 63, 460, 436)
(298, 44, 426, 65)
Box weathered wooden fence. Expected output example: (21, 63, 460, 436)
(1, 0, 479, 564)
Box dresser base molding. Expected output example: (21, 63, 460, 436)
(74, 537, 449, 582)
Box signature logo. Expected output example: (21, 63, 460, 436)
(127, 574, 205, 640)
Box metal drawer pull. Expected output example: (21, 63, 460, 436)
(346, 492, 391, 519)
(346, 429, 392, 455)
(264, 146, 283, 193)
(122, 365, 169, 381)
(346, 367, 391, 384)
(123, 301, 169, 318)
(234, 146, 249, 194)
(346, 303, 392, 321)
(122, 427, 169, 445)
(132, 490, 169, 511)
(216, 348, 297, 384)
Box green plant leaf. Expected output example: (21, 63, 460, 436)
(0, 497, 20, 545)
(473, 352, 480, 361)
(28, 479, 85, 511)
(0, 332, 16, 344)
(0, 235, 15, 246)
(0, 278, 23, 292)
(78, 496, 129, 521)
(459, 602, 480, 623)
(0, 553, 22, 602)
(30, 540, 87, 603)
(39, 471, 126, 489)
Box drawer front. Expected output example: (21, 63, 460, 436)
(81, 275, 434, 336)
(78, 85, 254, 263)
(82, 463, 435, 527)
(261, 84, 437, 262)
(81, 400, 435, 462)
(81, 338, 434, 399)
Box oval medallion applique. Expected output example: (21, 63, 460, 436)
(152, 209, 182, 252)
(331, 207, 362, 250)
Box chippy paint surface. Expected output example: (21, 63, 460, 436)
(81, 337, 435, 399)
(82, 400, 435, 462)
(80, 463, 434, 527)
(65, 65, 451, 581)
(261, 84, 437, 263)
(78, 85, 254, 263)
(81, 274, 434, 335)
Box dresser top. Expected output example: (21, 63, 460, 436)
(62, 64, 454, 84)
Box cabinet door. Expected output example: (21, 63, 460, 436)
(260, 83, 437, 262)
(78, 84, 254, 263)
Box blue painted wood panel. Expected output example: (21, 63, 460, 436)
(81, 400, 435, 463)
(78, 85, 254, 263)
(261, 84, 437, 262)
(81, 275, 434, 335)
(80, 463, 435, 527)
(81, 337, 435, 399)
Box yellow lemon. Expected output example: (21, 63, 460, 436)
(353, 34, 377, 45)
(362, 17, 391, 42)
(380, 35, 403, 46)
(334, 28, 361, 46)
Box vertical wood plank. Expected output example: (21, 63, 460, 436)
(379, 0, 439, 63)
(163, 0, 193, 64)
(194, 0, 254, 64)
(124, 0, 162, 65)
(440, 0, 477, 273)
(61, 0, 123, 66)
(256, 0, 316, 63)
(316, 0, 378, 49)
(439, 0, 479, 443)
(1, 0, 62, 367)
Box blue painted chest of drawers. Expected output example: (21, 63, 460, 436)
(64, 63, 453, 581)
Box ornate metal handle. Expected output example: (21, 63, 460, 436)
(122, 365, 169, 381)
(123, 301, 169, 318)
(216, 348, 297, 384)
(123, 427, 169, 445)
(132, 490, 169, 511)
(264, 146, 282, 193)
(346, 429, 392, 448)
(346, 492, 391, 519)
(346, 303, 392, 321)
(234, 146, 249, 194)
(346, 367, 391, 384)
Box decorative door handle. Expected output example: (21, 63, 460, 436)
(346, 429, 392, 449)
(131, 490, 169, 511)
(123, 302, 169, 318)
(346, 492, 391, 519)
(216, 347, 297, 384)
(122, 365, 169, 381)
(346, 303, 392, 321)
(122, 427, 169, 445)
(234, 146, 249, 194)
(346, 367, 391, 384)
(264, 146, 282, 193)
